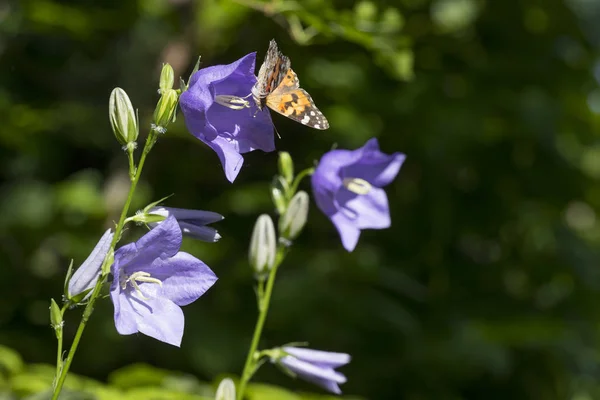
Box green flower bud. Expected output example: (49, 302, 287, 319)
(278, 151, 294, 184)
(159, 63, 174, 92)
(153, 89, 178, 130)
(49, 298, 62, 339)
(249, 214, 276, 278)
(271, 187, 287, 215)
(109, 87, 138, 146)
(279, 191, 309, 240)
(215, 378, 236, 400)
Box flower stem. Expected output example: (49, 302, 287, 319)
(51, 131, 156, 400)
(237, 245, 287, 400)
(54, 304, 68, 380)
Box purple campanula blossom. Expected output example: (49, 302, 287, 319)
(179, 53, 275, 183)
(68, 229, 114, 300)
(311, 138, 405, 252)
(274, 346, 351, 394)
(148, 206, 223, 242)
(110, 216, 217, 347)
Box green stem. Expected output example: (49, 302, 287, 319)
(51, 132, 155, 400)
(289, 167, 314, 198)
(54, 304, 68, 380)
(237, 245, 287, 400)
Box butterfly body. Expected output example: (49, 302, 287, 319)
(252, 40, 329, 130)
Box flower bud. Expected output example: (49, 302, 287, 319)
(249, 214, 276, 277)
(49, 298, 62, 339)
(279, 191, 309, 240)
(159, 63, 175, 92)
(271, 187, 287, 215)
(109, 88, 138, 145)
(153, 89, 178, 129)
(278, 151, 294, 184)
(215, 378, 236, 400)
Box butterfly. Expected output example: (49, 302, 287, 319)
(251, 39, 329, 130)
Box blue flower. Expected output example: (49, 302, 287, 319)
(68, 229, 114, 300)
(180, 53, 275, 182)
(274, 346, 351, 394)
(110, 216, 217, 346)
(148, 206, 223, 242)
(311, 138, 405, 251)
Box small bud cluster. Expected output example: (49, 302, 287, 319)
(249, 152, 311, 277)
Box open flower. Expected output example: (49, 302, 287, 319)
(110, 216, 217, 346)
(273, 346, 351, 394)
(179, 52, 275, 183)
(311, 138, 405, 252)
(68, 229, 114, 301)
(148, 206, 223, 242)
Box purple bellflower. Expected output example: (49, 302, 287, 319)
(110, 216, 217, 347)
(148, 206, 224, 242)
(179, 52, 275, 183)
(274, 346, 351, 394)
(311, 138, 405, 252)
(68, 229, 114, 300)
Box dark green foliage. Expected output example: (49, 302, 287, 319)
(0, 0, 599, 399)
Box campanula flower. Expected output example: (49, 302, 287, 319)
(68, 229, 114, 301)
(311, 138, 405, 252)
(110, 216, 217, 347)
(148, 206, 224, 242)
(179, 52, 275, 183)
(273, 346, 351, 394)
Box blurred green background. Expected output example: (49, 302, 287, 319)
(2, 0, 600, 398)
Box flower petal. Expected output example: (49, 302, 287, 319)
(150, 207, 224, 225)
(68, 229, 113, 298)
(342, 138, 406, 187)
(179, 221, 221, 242)
(204, 135, 245, 183)
(335, 187, 391, 230)
(110, 282, 138, 335)
(281, 356, 347, 393)
(283, 347, 351, 368)
(144, 251, 218, 306)
(135, 297, 185, 347)
(119, 216, 182, 274)
(116, 284, 185, 347)
(330, 212, 361, 252)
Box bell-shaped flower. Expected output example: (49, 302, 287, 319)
(311, 138, 405, 252)
(179, 52, 275, 183)
(273, 346, 351, 394)
(68, 229, 114, 301)
(110, 216, 217, 347)
(148, 206, 224, 242)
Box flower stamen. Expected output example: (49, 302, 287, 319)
(122, 271, 162, 300)
(343, 177, 372, 195)
(215, 95, 251, 110)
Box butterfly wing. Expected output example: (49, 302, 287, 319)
(265, 69, 330, 130)
(253, 40, 290, 109)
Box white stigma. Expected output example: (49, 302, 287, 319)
(215, 95, 251, 110)
(122, 271, 162, 300)
(343, 177, 372, 195)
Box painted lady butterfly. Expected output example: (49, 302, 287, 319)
(251, 39, 329, 130)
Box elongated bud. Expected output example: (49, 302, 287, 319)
(249, 214, 276, 278)
(279, 191, 309, 241)
(215, 378, 236, 400)
(271, 175, 289, 214)
(278, 151, 294, 184)
(271, 187, 287, 215)
(153, 89, 178, 129)
(49, 298, 62, 339)
(109, 88, 138, 145)
(159, 63, 174, 92)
